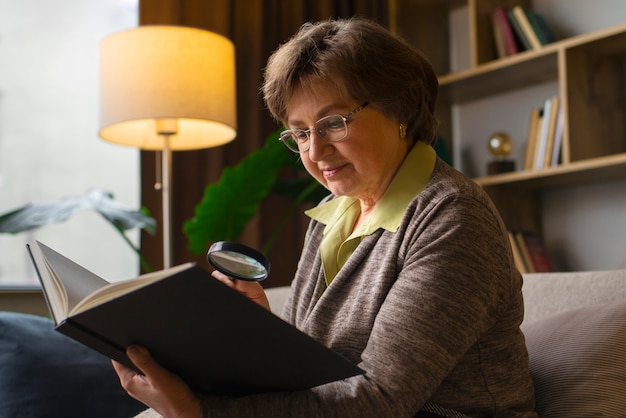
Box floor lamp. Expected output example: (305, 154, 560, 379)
(98, 26, 237, 269)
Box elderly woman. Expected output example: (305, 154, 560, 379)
(114, 18, 537, 418)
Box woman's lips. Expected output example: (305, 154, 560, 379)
(322, 164, 346, 179)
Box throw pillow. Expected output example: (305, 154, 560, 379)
(521, 299, 626, 417)
(0, 311, 145, 418)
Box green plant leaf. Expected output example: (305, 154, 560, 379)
(0, 189, 156, 271)
(273, 177, 326, 204)
(0, 189, 156, 234)
(183, 131, 297, 255)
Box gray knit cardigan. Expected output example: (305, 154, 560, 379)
(197, 159, 537, 417)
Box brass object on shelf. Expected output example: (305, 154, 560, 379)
(487, 131, 515, 175)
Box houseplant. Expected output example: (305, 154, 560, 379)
(183, 130, 326, 256)
(0, 188, 156, 272)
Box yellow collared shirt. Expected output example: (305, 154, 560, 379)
(305, 141, 436, 285)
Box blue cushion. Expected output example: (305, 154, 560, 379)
(0, 311, 145, 418)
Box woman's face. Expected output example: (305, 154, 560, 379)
(285, 84, 409, 207)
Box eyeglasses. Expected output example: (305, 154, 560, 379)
(279, 102, 369, 153)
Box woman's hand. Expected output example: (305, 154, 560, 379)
(211, 270, 271, 311)
(112, 345, 202, 418)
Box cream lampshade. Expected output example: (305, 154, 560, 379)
(99, 25, 237, 268)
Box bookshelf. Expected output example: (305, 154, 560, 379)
(389, 0, 626, 240)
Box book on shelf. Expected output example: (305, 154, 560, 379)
(26, 241, 362, 396)
(508, 231, 529, 274)
(492, 6, 521, 57)
(503, 6, 556, 54)
(533, 99, 550, 169)
(514, 231, 535, 273)
(514, 231, 555, 273)
(491, 10, 507, 58)
(524, 107, 542, 170)
(506, 7, 532, 51)
(542, 96, 560, 169)
(511, 6, 543, 50)
(534, 96, 559, 170)
(550, 108, 564, 167)
(525, 9, 556, 45)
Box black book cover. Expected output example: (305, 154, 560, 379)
(27, 242, 362, 396)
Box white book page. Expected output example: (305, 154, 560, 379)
(27, 243, 68, 322)
(69, 262, 195, 315)
(36, 242, 110, 314)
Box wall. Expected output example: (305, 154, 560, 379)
(452, 0, 626, 271)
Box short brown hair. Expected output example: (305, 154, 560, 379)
(262, 17, 439, 145)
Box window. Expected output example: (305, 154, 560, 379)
(0, 0, 139, 285)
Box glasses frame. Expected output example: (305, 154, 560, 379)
(279, 102, 369, 153)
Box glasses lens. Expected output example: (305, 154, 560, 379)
(280, 130, 306, 153)
(315, 115, 347, 142)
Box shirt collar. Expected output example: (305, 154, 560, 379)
(306, 141, 436, 234)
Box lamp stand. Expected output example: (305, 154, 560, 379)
(157, 119, 177, 269)
(161, 136, 172, 269)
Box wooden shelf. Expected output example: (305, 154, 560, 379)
(392, 1, 626, 235)
(439, 48, 558, 102)
(438, 21, 626, 103)
(475, 153, 626, 189)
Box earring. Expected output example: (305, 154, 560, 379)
(399, 124, 407, 138)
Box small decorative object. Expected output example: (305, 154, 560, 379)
(487, 131, 516, 174)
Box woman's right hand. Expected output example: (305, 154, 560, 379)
(211, 270, 271, 311)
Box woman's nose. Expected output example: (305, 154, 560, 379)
(307, 130, 332, 162)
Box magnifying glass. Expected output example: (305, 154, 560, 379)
(206, 241, 270, 281)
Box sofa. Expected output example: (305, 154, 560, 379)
(1, 269, 625, 417)
(266, 269, 626, 417)
(518, 270, 626, 417)
(0, 311, 146, 418)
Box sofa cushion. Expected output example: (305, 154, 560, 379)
(522, 269, 626, 324)
(0, 311, 145, 418)
(265, 285, 291, 316)
(521, 299, 626, 417)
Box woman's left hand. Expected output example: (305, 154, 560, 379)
(212, 270, 270, 310)
(112, 345, 202, 418)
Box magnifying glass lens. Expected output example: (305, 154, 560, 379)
(207, 242, 270, 281)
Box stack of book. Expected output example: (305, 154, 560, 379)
(524, 96, 564, 170)
(508, 231, 555, 274)
(492, 5, 556, 58)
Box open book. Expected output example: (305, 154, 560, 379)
(27, 241, 362, 396)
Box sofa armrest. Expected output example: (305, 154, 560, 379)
(265, 286, 291, 317)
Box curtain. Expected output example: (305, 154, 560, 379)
(139, 0, 389, 287)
